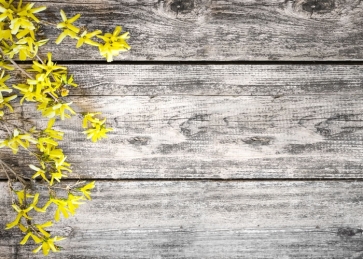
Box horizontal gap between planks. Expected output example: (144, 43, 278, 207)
(2, 178, 363, 182)
(13, 60, 363, 66)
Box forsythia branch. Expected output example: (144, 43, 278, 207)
(0, 0, 130, 256)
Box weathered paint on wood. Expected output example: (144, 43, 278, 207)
(1, 181, 363, 258)
(24, 0, 363, 61)
(2, 94, 363, 179)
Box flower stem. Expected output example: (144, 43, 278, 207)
(38, 20, 58, 27)
(0, 159, 30, 186)
(0, 48, 34, 79)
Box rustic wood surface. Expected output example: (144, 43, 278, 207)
(2, 0, 363, 258)
(2, 64, 363, 179)
(23, 0, 363, 61)
(2, 181, 363, 259)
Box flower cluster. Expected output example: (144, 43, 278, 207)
(56, 10, 131, 62)
(82, 112, 113, 142)
(4, 181, 95, 255)
(0, 0, 48, 61)
(0, 0, 128, 256)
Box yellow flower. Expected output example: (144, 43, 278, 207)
(14, 37, 48, 60)
(43, 197, 69, 221)
(54, 154, 72, 174)
(0, 129, 37, 154)
(29, 164, 49, 183)
(83, 123, 113, 142)
(52, 102, 76, 120)
(17, 3, 46, 23)
(82, 112, 102, 128)
(49, 171, 66, 186)
(6, 193, 44, 229)
(14, 189, 34, 205)
(97, 26, 130, 62)
(32, 236, 65, 255)
(66, 193, 84, 215)
(0, 60, 14, 70)
(32, 52, 66, 77)
(61, 73, 77, 88)
(0, 5, 14, 21)
(76, 30, 102, 48)
(43, 121, 64, 140)
(20, 232, 42, 245)
(0, 94, 17, 113)
(38, 101, 76, 120)
(0, 70, 12, 102)
(35, 221, 53, 237)
(0, 22, 12, 41)
(78, 181, 95, 200)
(57, 10, 80, 33)
(10, 17, 35, 35)
(55, 28, 78, 44)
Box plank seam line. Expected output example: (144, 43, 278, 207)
(12, 60, 363, 65)
(2, 178, 363, 182)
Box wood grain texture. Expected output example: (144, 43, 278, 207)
(1, 181, 363, 258)
(23, 0, 363, 61)
(10, 64, 363, 96)
(2, 94, 363, 179)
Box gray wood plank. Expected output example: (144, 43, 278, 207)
(20, 0, 363, 61)
(1, 181, 363, 258)
(9, 64, 363, 96)
(2, 94, 363, 179)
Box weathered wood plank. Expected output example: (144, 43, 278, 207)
(10, 64, 363, 96)
(20, 0, 363, 61)
(1, 181, 363, 258)
(2, 95, 363, 179)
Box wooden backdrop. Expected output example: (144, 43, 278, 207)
(2, 0, 363, 258)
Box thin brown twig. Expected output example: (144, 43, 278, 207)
(1, 163, 16, 204)
(2, 122, 11, 135)
(1, 161, 11, 181)
(0, 159, 29, 186)
(0, 48, 34, 79)
(38, 20, 58, 27)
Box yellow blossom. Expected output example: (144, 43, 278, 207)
(97, 26, 130, 62)
(0, 5, 14, 21)
(49, 171, 67, 186)
(43, 197, 69, 221)
(14, 189, 34, 205)
(82, 112, 102, 128)
(76, 30, 102, 48)
(0, 129, 37, 154)
(32, 236, 65, 255)
(57, 10, 80, 33)
(0, 22, 12, 41)
(20, 232, 42, 245)
(0, 94, 17, 112)
(17, 3, 46, 23)
(32, 52, 66, 77)
(55, 28, 78, 44)
(66, 193, 84, 215)
(35, 221, 53, 237)
(6, 193, 44, 229)
(78, 181, 95, 200)
(10, 17, 34, 35)
(29, 164, 49, 182)
(0, 70, 12, 102)
(83, 123, 113, 142)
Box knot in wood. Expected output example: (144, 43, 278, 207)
(294, 0, 335, 14)
(170, 0, 194, 14)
